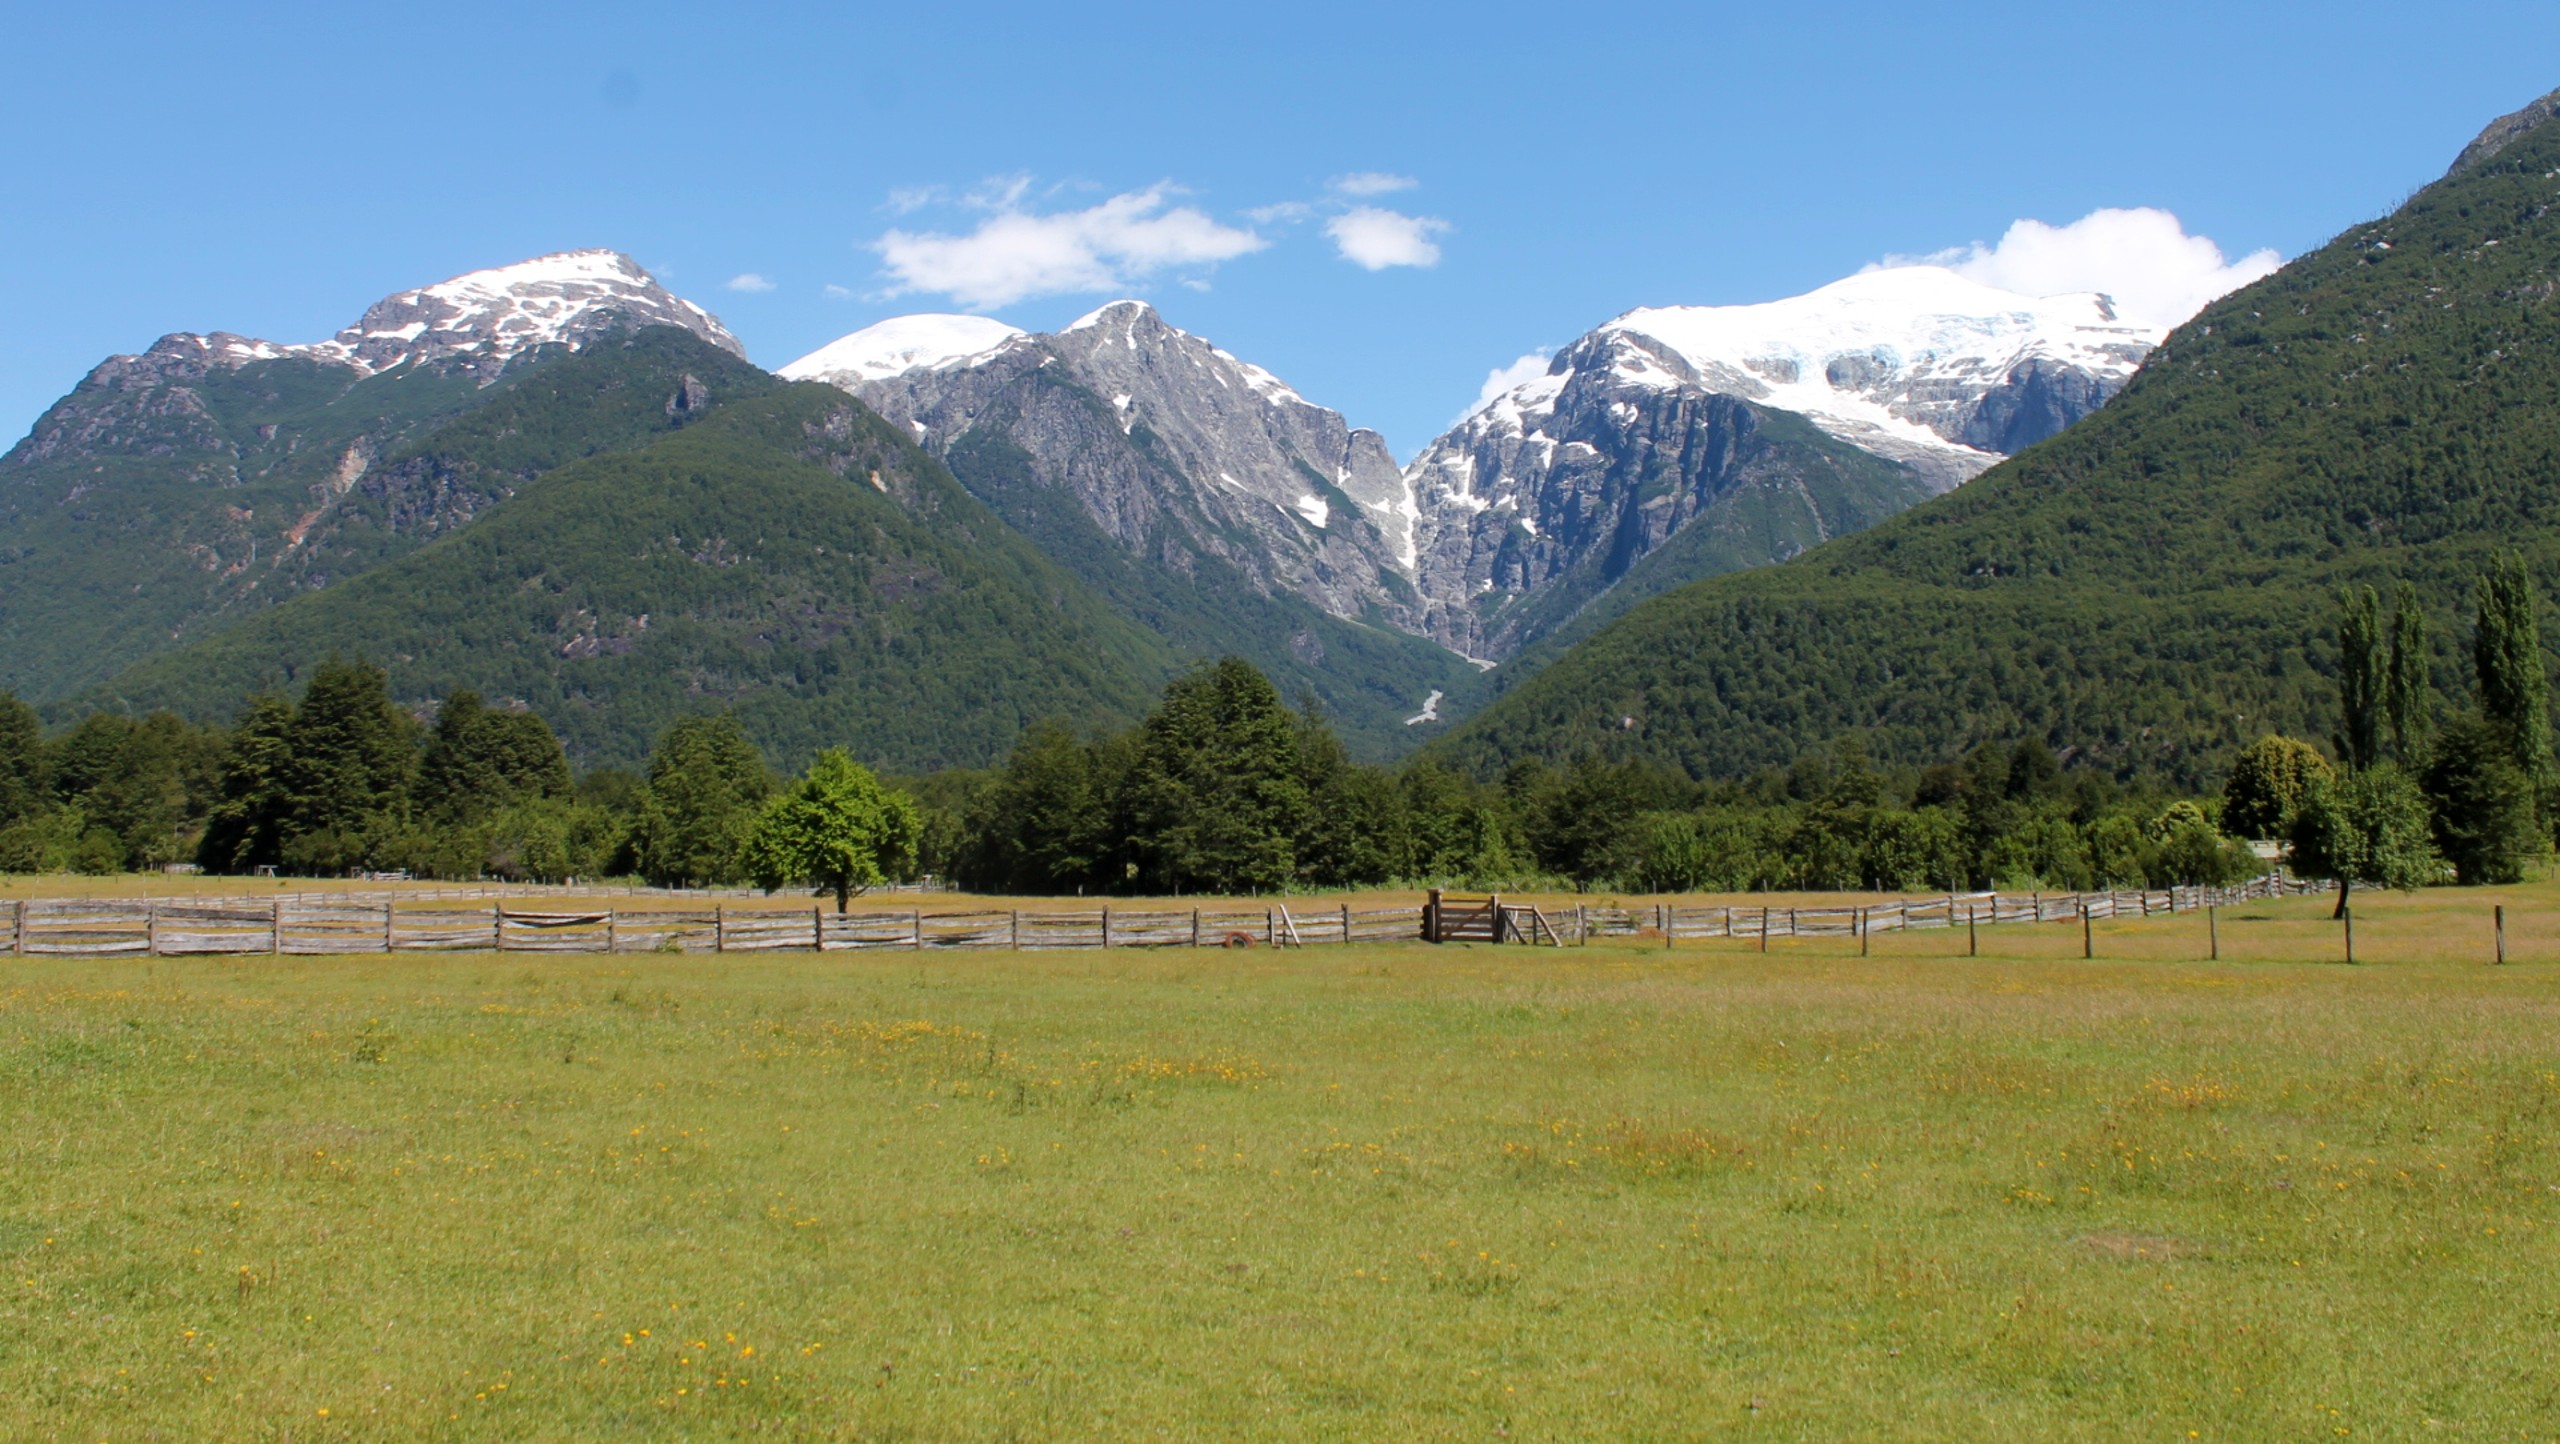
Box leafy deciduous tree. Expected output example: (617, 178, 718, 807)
(2288, 764, 2440, 916)
(2221, 735, 2332, 840)
(745, 749, 920, 911)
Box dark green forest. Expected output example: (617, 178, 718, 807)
(68, 382, 1184, 773)
(5, 538, 2547, 898)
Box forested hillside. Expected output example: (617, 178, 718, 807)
(0, 327, 777, 700)
(73, 383, 1182, 772)
(1434, 99, 2560, 787)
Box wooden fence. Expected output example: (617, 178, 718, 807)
(1643, 875, 2326, 946)
(0, 876, 2326, 959)
(0, 898, 1424, 957)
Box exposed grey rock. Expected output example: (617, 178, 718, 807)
(2448, 85, 2560, 177)
(819, 300, 1424, 632)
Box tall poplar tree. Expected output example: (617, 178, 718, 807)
(2385, 582, 2434, 764)
(2474, 553, 2555, 809)
(2335, 586, 2385, 772)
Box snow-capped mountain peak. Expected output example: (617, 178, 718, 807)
(1587, 265, 2156, 481)
(1062, 298, 1154, 334)
(85, 249, 744, 390)
(1400, 265, 2162, 658)
(778, 314, 1028, 385)
(328, 249, 744, 374)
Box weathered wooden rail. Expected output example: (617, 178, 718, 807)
(0, 876, 2325, 958)
(0, 898, 1424, 957)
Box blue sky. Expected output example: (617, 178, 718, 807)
(4, 1, 2555, 458)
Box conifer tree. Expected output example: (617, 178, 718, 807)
(627, 714, 770, 887)
(2421, 713, 2537, 885)
(417, 689, 573, 824)
(956, 721, 1107, 893)
(197, 695, 296, 871)
(0, 691, 49, 830)
(1122, 658, 1309, 895)
(279, 658, 416, 872)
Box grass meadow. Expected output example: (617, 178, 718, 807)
(4, 883, 2558, 1439)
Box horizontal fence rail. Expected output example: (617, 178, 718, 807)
(0, 876, 2326, 959)
(1651, 875, 2324, 944)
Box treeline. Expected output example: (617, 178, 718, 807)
(931, 657, 2260, 895)
(0, 659, 914, 905)
(12, 547, 2553, 902)
(2244, 556, 2560, 905)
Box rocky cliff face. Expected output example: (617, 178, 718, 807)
(791, 301, 1424, 631)
(1403, 266, 2156, 658)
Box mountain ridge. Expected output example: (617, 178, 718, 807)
(1425, 99, 2560, 785)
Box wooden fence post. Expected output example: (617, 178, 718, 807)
(271, 899, 281, 955)
(1192, 908, 1201, 949)
(146, 903, 158, 957)
(1341, 901, 1352, 946)
(2344, 906, 2356, 965)
(2495, 905, 2506, 965)
(607, 910, 619, 954)
(1102, 906, 1112, 949)
(1858, 906, 1869, 958)
(1265, 908, 1275, 947)
(715, 906, 726, 954)
(2208, 904, 2219, 962)
(384, 902, 395, 953)
(2081, 900, 2093, 959)
(1426, 889, 1442, 945)
(1010, 910, 1020, 950)
(1967, 906, 1977, 958)
(912, 909, 923, 951)
(1758, 907, 1769, 954)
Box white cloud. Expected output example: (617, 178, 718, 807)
(883, 185, 943, 215)
(1327, 207, 1448, 270)
(724, 273, 776, 293)
(822, 283, 856, 300)
(1329, 171, 1417, 197)
(1244, 200, 1314, 225)
(1876, 207, 2281, 329)
(1460, 350, 1553, 421)
(872, 183, 1265, 308)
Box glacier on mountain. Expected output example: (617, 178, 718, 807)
(1399, 265, 2159, 657)
(777, 314, 1026, 385)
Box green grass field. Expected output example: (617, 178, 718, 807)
(5, 885, 2557, 1439)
